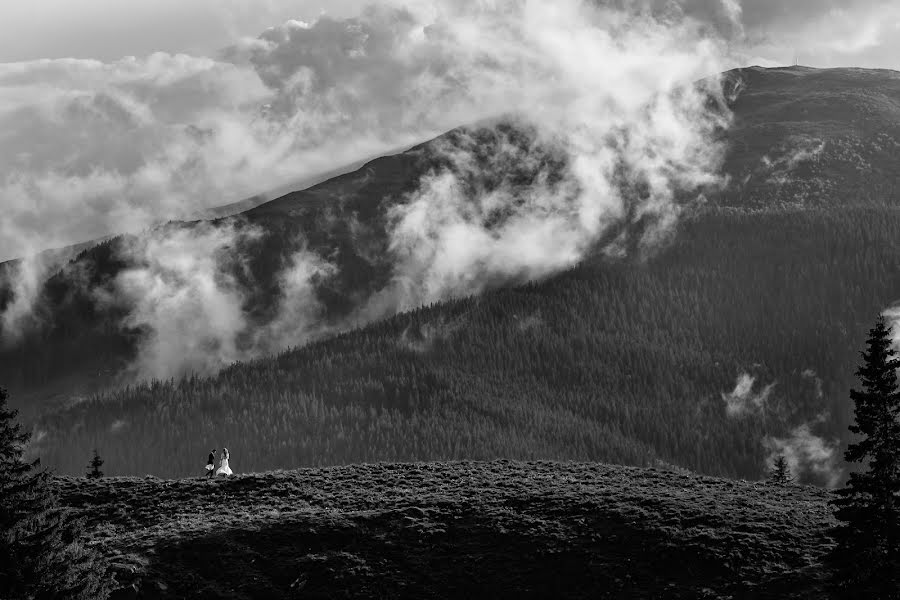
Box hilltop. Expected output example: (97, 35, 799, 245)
(720, 66, 900, 209)
(57, 461, 835, 599)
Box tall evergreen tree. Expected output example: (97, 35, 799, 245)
(0, 387, 113, 599)
(769, 455, 792, 486)
(828, 316, 900, 596)
(86, 450, 104, 479)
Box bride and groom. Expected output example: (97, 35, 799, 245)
(205, 447, 233, 478)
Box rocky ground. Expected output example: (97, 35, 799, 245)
(55, 461, 836, 599)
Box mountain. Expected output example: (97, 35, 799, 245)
(194, 150, 398, 220)
(5, 66, 900, 480)
(0, 120, 568, 416)
(56, 461, 835, 599)
(719, 66, 900, 209)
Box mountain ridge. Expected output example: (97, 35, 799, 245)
(5, 66, 900, 482)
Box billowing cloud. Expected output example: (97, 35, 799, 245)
(109, 222, 261, 380)
(0, 47, 429, 263)
(763, 420, 840, 487)
(721, 372, 776, 417)
(251, 246, 336, 356)
(3, 0, 730, 380)
(0, 255, 46, 345)
(0, 0, 366, 62)
(100, 222, 334, 380)
(350, 2, 728, 314)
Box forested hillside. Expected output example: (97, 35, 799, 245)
(5, 66, 900, 481)
(0, 121, 567, 416)
(34, 206, 900, 479)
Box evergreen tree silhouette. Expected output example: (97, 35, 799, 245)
(828, 316, 900, 596)
(769, 455, 792, 486)
(86, 450, 104, 479)
(0, 387, 113, 599)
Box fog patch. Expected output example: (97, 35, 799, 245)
(763, 418, 840, 487)
(722, 372, 776, 417)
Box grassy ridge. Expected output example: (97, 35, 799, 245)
(58, 461, 835, 599)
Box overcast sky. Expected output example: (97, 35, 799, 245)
(0, 0, 360, 62)
(1, 0, 899, 68)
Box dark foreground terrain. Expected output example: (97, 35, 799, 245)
(57, 461, 835, 599)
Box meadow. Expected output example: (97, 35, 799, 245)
(57, 460, 836, 599)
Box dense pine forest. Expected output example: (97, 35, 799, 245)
(30, 206, 900, 480)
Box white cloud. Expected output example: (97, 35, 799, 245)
(89, 220, 336, 381)
(109, 222, 260, 380)
(721, 372, 776, 417)
(349, 2, 729, 314)
(0, 1, 367, 62)
(251, 247, 336, 355)
(3, 1, 730, 379)
(764, 421, 840, 487)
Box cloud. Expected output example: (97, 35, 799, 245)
(764, 420, 840, 487)
(727, 0, 900, 68)
(758, 135, 825, 186)
(762, 137, 825, 172)
(0, 48, 434, 263)
(801, 368, 824, 400)
(346, 2, 730, 314)
(108, 222, 261, 380)
(397, 316, 462, 354)
(251, 246, 336, 355)
(0, 0, 367, 62)
(721, 372, 776, 417)
(0, 255, 46, 345)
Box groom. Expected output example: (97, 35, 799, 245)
(205, 449, 217, 479)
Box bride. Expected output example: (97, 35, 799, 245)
(216, 447, 233, 476)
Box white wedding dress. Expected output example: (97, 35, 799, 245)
(216, 454, 233, 476)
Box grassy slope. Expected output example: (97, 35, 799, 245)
(58, 461, 835, 599)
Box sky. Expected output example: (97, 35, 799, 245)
(0, 0, 362, 62)
(1, 0, 898, 67)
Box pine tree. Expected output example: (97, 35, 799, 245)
(86, 450, 104, 479)
(769, 455, 792, 486)
(827, 316, 900, 596)
(0, 387, 113, 599)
